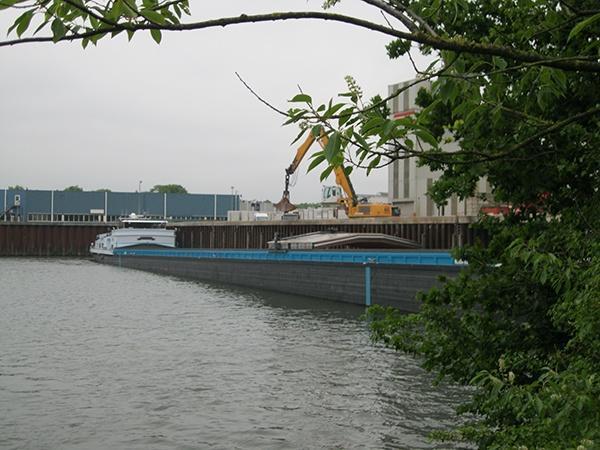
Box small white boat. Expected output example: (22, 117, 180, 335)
(90, 214, 175, 256)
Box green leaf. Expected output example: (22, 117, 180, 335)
(439, 79, 460, 103)
(51, 18, 66, 42)
(319, 165, 334, 182)
(173, 4, 182, 19)
(0, 0, 25, 11)
(121, 1, 137, 18)
(338, 107, 355, 127)
(140, 8, 166, 24)
(290, 94, 312, 104)
(311, 125, 323, 138)
(362, 115, 385, 134)
(367, 155, 381, 175)
(536, 87, 554, 110)
(568, 12, 600, 42)
(150, 28, 162, 44)
(307, 153, 326, 172)
(324, 132, 341, 163)
(414, 128, 439, 148)
(89, 32, 106, 44)
(353, 132, 369, 152)
(549, 68, 567, 93)
(534, 396, 544, 415)
(111, 0, 123, 19)
(381, 119, 397, 140)
(323, 102, 345, 119)
(14, 9, 34, 37)
(492, 56, 507, 70)
(283, 110, 306, 126)
(290, 127, 307, 145)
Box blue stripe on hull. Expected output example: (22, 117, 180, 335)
(112, 248, 458, 266)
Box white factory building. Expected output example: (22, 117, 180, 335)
(387, 79, 492, 218)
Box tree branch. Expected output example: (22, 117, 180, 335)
(360, 0, 419, 33)
(234, 72, 288, 117)
(1, 10, 598, 72)
(59, 0, 118, 27)
(487, 105, 600, 162)
(388, 0, 438, 36)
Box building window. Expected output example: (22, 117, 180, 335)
(426, 178, 434, 217)
(403, 159, 410, 198)
(451, 195, 458, 216)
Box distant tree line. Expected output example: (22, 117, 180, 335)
(5, 185, 188, 194)
(150, 184, 188, 194)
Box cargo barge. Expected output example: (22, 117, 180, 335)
(90, 219, 461, 312)
(94, 247, 461, 312)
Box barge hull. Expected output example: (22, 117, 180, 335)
(98, 254, 461, 312)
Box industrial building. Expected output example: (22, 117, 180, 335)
(1, 188, 239, 223)
(387, 79, 493, 217)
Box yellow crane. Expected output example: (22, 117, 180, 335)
(274, 131, 400, 218)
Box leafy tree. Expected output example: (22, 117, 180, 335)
(2, 1, 599, 448)
(149, 184, 187, 194)
(295, 202, 322, 209)
(63, 185, 83, 192)
(7, 185, 26, 190)
(95, 188, 111, 192)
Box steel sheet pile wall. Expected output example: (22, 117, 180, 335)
(0, 219, 487, 256)
(0, 224, 110, 256)
(177, 220, 487, 250)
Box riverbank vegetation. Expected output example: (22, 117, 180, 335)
(2, 0, 598, 448)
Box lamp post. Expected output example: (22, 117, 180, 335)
(137, 180, 142, 215)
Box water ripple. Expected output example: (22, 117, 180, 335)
(0, 258, 469, 449)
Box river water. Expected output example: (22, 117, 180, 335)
(0, 258, 467, 449)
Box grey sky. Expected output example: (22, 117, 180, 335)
(0, 1, 424, 202)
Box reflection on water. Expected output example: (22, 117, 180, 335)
(0, 258, 468, 449)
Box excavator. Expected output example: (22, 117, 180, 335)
(274, 130, 400, 218)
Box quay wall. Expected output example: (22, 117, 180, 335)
(0, 223, 110, 256)
(102, 251, 462, 312)
(176, 217, 485, 250)
(0, 217, 487, 256)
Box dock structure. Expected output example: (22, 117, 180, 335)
(176, 216, 484, 251)
(0, 219, 473, 310)
(0, 217, 487, 257)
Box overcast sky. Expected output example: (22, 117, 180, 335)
(0, 0, 425, 203)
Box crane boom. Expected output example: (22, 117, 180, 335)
(274, 130, 399, 218)
(274, 131, 326, 213)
